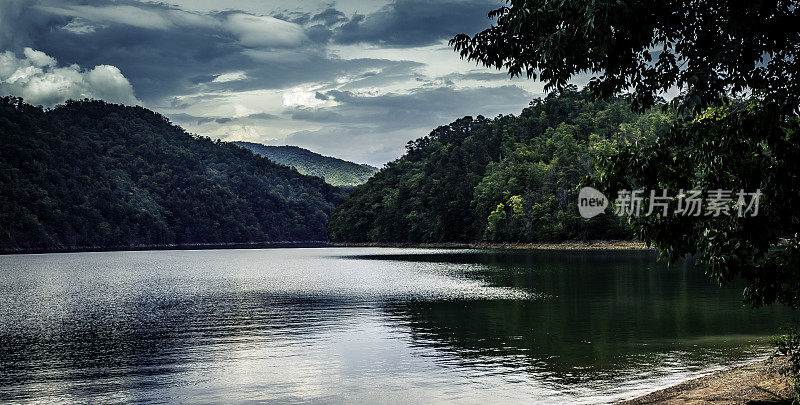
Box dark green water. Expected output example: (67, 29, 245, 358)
(0, 248, 791, 403)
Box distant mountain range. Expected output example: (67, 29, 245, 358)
(233, 142, 378, 187)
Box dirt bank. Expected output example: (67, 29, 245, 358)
(620, 356, 796, 404)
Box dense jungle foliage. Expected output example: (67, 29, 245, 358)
(0, 97, 345, 252)
(327, 88, 672, 243)
(233, 142, 377, 187)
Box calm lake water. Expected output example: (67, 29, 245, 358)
(0, 248, 792, 403)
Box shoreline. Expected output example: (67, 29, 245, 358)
(0, 241, 329, 255)
(621, 356, 796, 404)
(328, 240, 651, 250)
(0, 240, 651, 255)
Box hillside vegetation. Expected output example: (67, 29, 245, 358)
(234, 142, 377, 187)
(328, 88, 672, 243)
(0, 97, 345, 252)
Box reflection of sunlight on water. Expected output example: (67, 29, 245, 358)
(228, 250, 541, 301)
(188, 314, 771, 404)
(181, 315, 571, 404)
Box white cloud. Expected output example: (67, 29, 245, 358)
(36, 5, 309, 50)
(37, 4, 219, 31)
(212, 71, 247, 83)
(86, 65, 138, 103)
(232, 103, 256, 117)
(37, 5, 172, 30)
(225, 13, 307, 48)
(283, 87, 328, 107)
(0, 48, 138, 106)
(22, 47, 56, 67)
(60, 18, 99, 35)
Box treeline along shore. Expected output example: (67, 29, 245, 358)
(0, 241, 330, 255)
(1, 88, 667, 252)
(1, 240, 647, 255)
(328, 240, 650, 250)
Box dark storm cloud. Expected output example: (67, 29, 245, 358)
(306, 24, 333, 43)
(168, 113, 215, 125)
(198, 58, 423, 96)
(37, 21, 244, 101)
(3, 0, 428, 103)
(332, 0, 501, 47)
(169, 112, 280, 126)
(309, 85, 532, 127)
(272, 11, 312, 25)
(337, 63, 426, 90)
(311, 8, 347, 26)
(444, 71, 512, 81)
(290, 109, 344, 122)
(0, 0, 66, 50)
(245, 112, 279, 120)
(2, 1, 239, 100)
(1, 0, 540, 165)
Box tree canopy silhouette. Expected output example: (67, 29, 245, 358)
(451, 0, 800, 113)
(451, 1, 800, 308)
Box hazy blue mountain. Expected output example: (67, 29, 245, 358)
(233, 142, 378, 187)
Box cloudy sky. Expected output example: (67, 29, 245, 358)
(0, 0, 556, 166)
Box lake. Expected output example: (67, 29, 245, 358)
(0, 248, 791, 403)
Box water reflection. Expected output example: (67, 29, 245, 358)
(373, 250, 790, 401)
(0, 248, 792, 403)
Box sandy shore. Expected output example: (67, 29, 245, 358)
(329, 240, 651, 250)
(620, 356, 796, 404)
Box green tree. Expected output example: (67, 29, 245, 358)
(327, 88, 637, 244)
(0, 97, 346, 252)
(451, 1, 800, 308)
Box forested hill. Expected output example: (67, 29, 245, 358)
(233, 142, 378, 187)
(0, 97, 346, 253)
(327, 88, 672, 243)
